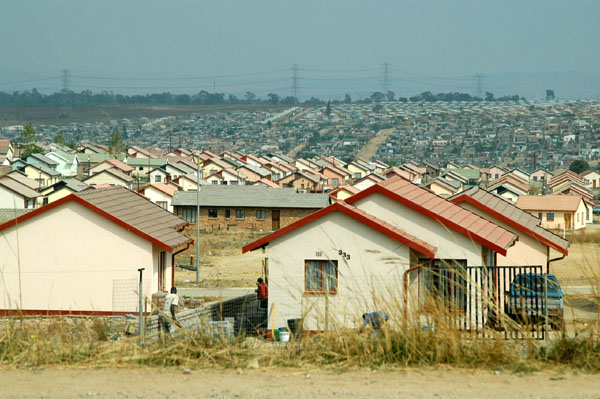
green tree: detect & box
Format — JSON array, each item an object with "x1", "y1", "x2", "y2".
[
  {"x1": 109, "y1": 128, "x2": 126, "y2": 155},
  {"x1": 569, "y1": 160, "x2": 589, "y2": 174},
  {"x1": 21, "y1": 123, "x2": 36, "y2": 144},
  {"x1": 55, "y1": 131, "x2": 65, "y2": 145},
  {"x1": 325, "y1": 101, "x2": 332, "y2": 116}
]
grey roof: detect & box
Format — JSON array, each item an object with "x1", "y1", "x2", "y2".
[
  {"x1": 0, "y1": 208, "x2": 32, "y2": 224},
  {"x1": 172, "y1": 185, "x2": 330, "y2": 209},
  {"x1": 62, "y1": 178, "x2": 90, "y2": 192},
  {"x1": 239, "y1": 163, "x2": 271, "y2": 178},
  {"x1": 27, "y1": 162, "x2": 61, "y2": 176},
  {"x1": 126, "y1": 157, "x2": 167, "y2": 167},
  {"x1": 27, "y1": 153, "x2": 58, "y2": 166},
  {"x1": 450, "y1": 186, "x2": 569, "y2": 253},
  {"x1": 76, "y1": 186, "x2": 191, "y2": 250},
  {"x1": 0, "y1": 178, "x2": 42, "y2": 199},
  {"x1": 77, "y1": 153, "x2": 126, "y2": 163},
  {"x1": 5, "y1": 171, "x2": 40, "y2": 190}
]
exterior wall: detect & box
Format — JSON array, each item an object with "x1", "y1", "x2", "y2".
[
  {"x1": 201, "y1": 162, "x2": 223, "y2": 178},
  {"x1": 347, "y1": 164, "x2": 365, "y2": 180},
  {"x1": 175, "y1": 206, "x2": 318, "y2": 231},
  {"x1": 0, "y1": 186, "x2": 29, "y2": 209},
  {"x1": 24, "y1": 166, "x2": 58, "y2": 189},
  {"x1": 488, "y1": 167, "x2": 505, "y2": 181},
  {"x1": 46, "y1": 187, "x2": 75, "y2": 204},
  {"x1": 583, "y1": 171, "x2": 600, "y2": 189},
  {"x1": 524, "y1": 202, "x2": 586, "y2": 231},
  {"x1": 428, "y1": 182, "x2": 455, "y2": 197},
  {"x1": 149, "y1": 169, "x2": 169, "y2": 184},
  {"x1": 354, "y1": 193, "x2": 484, "y2": 265},
  {"x1": 458, "y1": 203, "x2": 548, "y2": 267},
  {"x1": 89, "y1": 162, "x2": 115, "y2": 176},
  {"x1": 497, "y1": 190, "x2": 520, "y2": 203},
  {"x1": 238, "y1": 168, "x2": 262, "y2": 183},
  {"x1": 143, "y1": 187, "x2": 173, "y2": 213},
  {"x1": 85, "y1": 173, "x2": 131, "y2": 188},
  {"x1": 0, "y1": 201, "x2": 167, "y2": 313},
  {"x1": 321, "y1": 169, "x2": 345, "y2": 187},
  {"x1": 530, "y1": 170, "x2": 552, "y2": 184},
  {"x1": 267, "y1": 212, "x2": 412, "y2": 331},
  {"x1": 179, "y1": 178, "x2": 200, "y2": 191},
  {"x1": 352, "y1": 179, "x2": 378, "y2": 191}
]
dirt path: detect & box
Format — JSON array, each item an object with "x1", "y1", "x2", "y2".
[
  {"x1": 2, "y1": 368, "x2": 598, "y2": 398},
  {"x1": 287, "y1": 141, "x2": 307, "y2": 158},
  {"x1": 357, "y1": 128, "x2": 394, "y2": 160}
]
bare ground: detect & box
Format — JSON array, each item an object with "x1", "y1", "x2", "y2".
[
  {"x1": 357, "y1": 128, "x2": 394, "y2": 160},
  {"x1": 2, "y1": 368, "x2": 599, "y2": 399}
]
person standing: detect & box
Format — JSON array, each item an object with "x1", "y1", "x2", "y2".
[
  {"x1": 159, "y1": 287, "x2": 179, "y2": 337},
  {"x1": 256, "y1": 278, "x2": 268, "y2": 309}
]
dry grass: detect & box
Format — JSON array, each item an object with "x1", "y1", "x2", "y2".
[{"x1": 565, "y1": 229, "x2": 600, "y2": 244}]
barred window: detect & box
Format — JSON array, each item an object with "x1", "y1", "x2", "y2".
[{"x1": 305, "y1": 260, "x2": 337, "y2": 293}]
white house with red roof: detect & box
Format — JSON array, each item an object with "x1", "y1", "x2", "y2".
[
  {"x1": 0, "y1": 186, "x2": 191, "y2": 315},
  {"x1": 243, "y1": 177, "x2": 517, "y2": 333}
]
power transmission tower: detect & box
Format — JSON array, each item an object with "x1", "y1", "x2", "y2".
[
  {"x1": 61, "y1": 69, "x2": 71, "y2": 91},
  {"x1": 381, "y1": 62, "x2": 392, "y2": 93},
  {"x1": 291, "y1": 64, "x2": 299, "y2": 98},
  {"x1": 475, "y1": 73, "x2": 483, "y2": 98}
]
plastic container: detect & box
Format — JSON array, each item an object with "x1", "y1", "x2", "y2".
[{"x1": 279, "y1": 331, "x2": 290, "y2": 342}]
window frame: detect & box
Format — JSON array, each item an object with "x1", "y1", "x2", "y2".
[
  {"x1": 235, "y1": 209, "x2": 246, "y2": 219},
  {"x1": 256, "y1": 209, "x2": 266, "y2": 220},
  {"x1": 156, "y1": 201, "x2": 168, "y2": 209},
  {"x1": 546, "y1": 212, "x2": 555, "y2": 221},
  {"x1": 225, "y1": 209, "x2": 231, "y2": 219},
  {"x1": 419, "y1": 258, "x2": 467, "y2": 312},
  {"x1": 331, "y1": 177, "x2": 340, "y2": 186},
  {"x1": 208, "y1": 208, "x2": 218, "y2": 218},
  {"x1": 180, "y1": 208, "x2": 196, "y2": 223},
  {"x1": 304, "y1": 259, "x2": 338, "y2": 294}
]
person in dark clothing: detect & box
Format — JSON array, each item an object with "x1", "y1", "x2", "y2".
[{"x1": 256, "y1": 277, "x2": 268, "y2": 309}]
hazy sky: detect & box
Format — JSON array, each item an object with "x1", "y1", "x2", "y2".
[{"x1": 1, "y1": 0, "x2": 599, "y2": 98}]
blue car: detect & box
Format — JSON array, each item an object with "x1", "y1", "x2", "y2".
[{"x1": 504, "y1": 273, "x2": 564, "y2": 329}]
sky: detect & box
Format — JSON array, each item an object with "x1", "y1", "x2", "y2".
[{"x1": 1, "y1": 0, "x2": 599, "y2": 99}]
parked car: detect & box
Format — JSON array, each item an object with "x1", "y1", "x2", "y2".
[
  {"x1": 593, "y1": 205, "x2": 600, "y2": 215},
  {"x1": 504, "y1": 273, "x2": 564, "y2": 329}
]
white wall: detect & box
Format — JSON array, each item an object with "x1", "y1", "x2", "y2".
[
  {"x1": 268, "y1": 212, "x2": 412, "y2": 332},
  {"x1": 144, "y1": 187, "x2": 173, "y2": 213},
  {"x1": 0, "y1": 201, "x2": 169, "y2": 313},
  {"x1": 0, "y1": 185, "x2": 27, "y2": 209}
]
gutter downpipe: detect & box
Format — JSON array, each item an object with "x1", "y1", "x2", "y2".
[
  {"x1": 171, "y1": 241, "x2": 192, "y2": 289},
  {"x1": 403, "y1": 257, "x2": 434, "y2": 321},
  {"x1": 547, "y1": 253, "x2": 566, "y2": 274}
]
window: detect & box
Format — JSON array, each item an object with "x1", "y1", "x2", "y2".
[
  {"x1": 139, "y1": 167, "x2": 143, "y2": 171},
  {"x1": 420, "y1": 259, "x2": 467, "y2": 311},
  {"x1": 154, "y1": 175, "x2": 162, "y2": 182},
  {"x1": 538, "y1": 212, "x2": 542, "y2": 220},
  {"x1": 354, "y1": 172, "x2": 362, "y2": 180},
  {"x1": 156, "y1": 201, "x2": 168, "y2": 209},
  {"x1": 230, "y1": 181, "x2": 238, "y2": 185},
  {"x1": 212, "y1": 180, "x2": 218, "y2": 185},
  {"x1": 540, "y1": 176, "x2": 545, "y2": 181},
  {"x1": 331, "y1": 177, "x2": 339, "y2": 186},
  {"x1": 494, "y1": 174, "x2": 499, "y2": 179},
  {"x1": 235, "y1": 209, "x2": 245, "y2": 219},
  {"x1": 585, "y1": 179, "x2": 590, "y2": 185},
  {"x1": 546, "y1": 212, "x2": 554, "y2": 221},
  {"x1": 208, "y1": 208, "x2": 218, "y2": 218},
  {"x1": 256, "y1": 210, "x2": 266, "y2": 219},
  {"x1": 225, "y1": 209, "x2": 231, "y2": 218},
  {"x1": 210, "y1": 169, "x2": 217, "y2": 175},
  {"x1": 533, "y1": 176, "x2": 538, "y2": 181},
  {"x1": 180, "y1": 208, "x2": 196, "y2": 223},
  {"x1": 305, "y1": 260, "x2": 337, "y2": 293}
]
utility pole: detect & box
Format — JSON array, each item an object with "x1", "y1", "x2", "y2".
[
  {"x1": 475, "y1": 73, "x2": 483, "y2": 98},
  {"x1": 196, "y1": 158, "x2": 202, "y2": 285},
  {"x1": 137, "y1": 268, "x2": 145, "y2": 346},
  {"x1": 291, "y1": 64, "x2": 299, "y2": 98},
  {"x1": 61, "y1": 69, "x2": 71, "y2": 91},
  {"x1": 381, "y1": 62, "x2": 392, "y2": 93}
]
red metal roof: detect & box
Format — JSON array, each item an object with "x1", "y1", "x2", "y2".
[
  {"x1": 345, "y1": 177, "x2": 518, "y2": 256},
  {"x1": 242, "y1": 200, "x2": 437, "y2": 257}
]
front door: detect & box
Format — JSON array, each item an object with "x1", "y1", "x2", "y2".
[
  {"x1": 272, "y1": 210, "x2": 280, "y2": 230},
  {"x1": 565, "y1": 213, "x2": 572, "y2": 230},
  {"x1": 158, "y1": 251, "x2": 166, "y2": 291}
]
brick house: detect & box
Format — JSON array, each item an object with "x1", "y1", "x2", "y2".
[{"x1": 172, "y1": 185, "x2": 329, "y2": 231}]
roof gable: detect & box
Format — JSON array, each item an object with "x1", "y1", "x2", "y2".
[
  {"x1": 346, "y1": 177, "x2": 518, "y2": 256},
  {"x1": 243, "y1": 201, "x2": 436, "y2": 257}
]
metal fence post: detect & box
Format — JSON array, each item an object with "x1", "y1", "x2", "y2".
[
  {"x1": 544, "y1": 274, "x2": 549, "y2": 340},
  {"x1": 138, "y1": 267, "x2": 145, "y2": 346}
]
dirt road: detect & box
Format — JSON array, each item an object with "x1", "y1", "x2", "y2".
[
  {"x1": 2, "y1": 368, "x2": 598, "y2": 399},
  {"x1": 357, "y1": 128, "x2": 394, "y2": 160}
]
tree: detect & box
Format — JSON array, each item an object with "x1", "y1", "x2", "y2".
[
  {"x1": 21, "y1": 122, "x2": 36, "y2": 144},
  {"x1": 55, "y1": 131, "x2": 65, "y2": 145},
  {"x1": 109, "y1": 128, "x2": 125, "y2": 155},
  {"x1": 267, "y1": 93, "x2": 280, "y2": 104},
  {"x1": 386, "y1": 91, "x2": 395, "y2": 101},
  {"x1": 546, "y1": 90, "x2": 555, "y2": 101},
  {"x1": 344, "y1": 93, "x2": 352, "y2": 104},
  {"x1": 569, "y1": 160, "x2": 589, "y2": 174},
  {"x1": 244, "y1": 91, "x2": 256, "y2": 103},
  {"x1": 485, "y1": 91, "x2": 495, "y2": 101},
  {"x1": 325, "y1": 101, "x2": 332, "y2": 116},
  {"x1": 370, "y1": 91, "x2": 385, "y2": 103}
]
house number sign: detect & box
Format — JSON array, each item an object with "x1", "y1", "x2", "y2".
[{"x1": 338, "y1": 250, "x2": 351, "y2": 260}]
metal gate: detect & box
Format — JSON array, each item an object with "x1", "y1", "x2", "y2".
[{"x1": 423, "y1": 265, "x2": 548, "y2": 340}]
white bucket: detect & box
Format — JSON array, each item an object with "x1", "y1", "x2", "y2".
[{"x1": 279, "y1": 331, "x2": 290, "y2": 342}]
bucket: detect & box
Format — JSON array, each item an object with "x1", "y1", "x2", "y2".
[{"x1": 279, "y1": 331, "x2": 290, "y2": 342}]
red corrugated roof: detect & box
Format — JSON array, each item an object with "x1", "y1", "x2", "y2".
[
  {"x1": 242, "y1": 200, "x2": 437, "y2": 257},
  {"x1": 346, "y1": 177, "x2": 518, "y2": 256}
]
